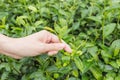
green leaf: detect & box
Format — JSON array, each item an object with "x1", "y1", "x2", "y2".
[
  {"x1": 82, "y1": 60, "x2": 94, "y2": 73},
  {"x1": 101, "y1": 50, "x2": 112, "y2": 58},
  {"x1": 1, "y1": 71, "x2": 9, "y2": 80},
  {"x1": 62, "y1": 56, "x2": 70, "y2": 66},
  {"x1": 54, "y1": 23, "x2": 68, "y2": 39},
  {"x1": 44, "y1": 26, "x2": 56, "y2": 34},
  {"x1": 1, "y1": 17, "x2": 6, "y2": 25},
  {"x1": 58, "y1": 66, "x2": 72, "y2": 74},
  {"x1": 59, "y1": 18, "x2": 67, "y2": 27},
  {"x1": 72, "y1": 70, "x2": 78, "y2": 77},
  {"x1": 72, "y1": 22, "x2": 80, "y2": 30},
  {"x1": 82, "y1": 74, "x2": 89, "y2": 80},
  {"x1": 109, "y1": 61, "x2": 119, "y2": 68},
  {"x1": 46, "y1": 65, "x2": 58, "y2": 73},
  {"x1": 21, "y1": 75, "x2": 29, "y2": 80},
  {"x1": 104, "y1": 72, "x2": 116, "y2": 80},
  {"x1": 29, "y1": 70, "x2": 46, "y2": 80},
  {"x1": 87, "y1": 16, "x2": 102, "y2": 24},
  {"x1": 0, "y1": 12, "x2": 8, "y2": 20},
  {"x1": 0, "y1": 63, "x2": 11, "y2": 72},
  {"x1": 54, "y1": 73, "x2": 59, "y2": 79},
  {"x1": 34, "y1": 20, "x2": 44, "y2": 27},
  {"x1": 104, "y1": 65, "x2": 113, "y2": 72},
  {"x1": 90, "y1": 66, "x2": 102, "y2": 80},
  {"x1": 87, "y1": 46, "x2": 98, "y2": 61},
  {"x1": 74, "y1": 56, "x2": 84, "y2": 73},
  {"x1": 116, "y1": 59, "x2": 120, "y2": 67},
  {"x1": 114, "y1": 48, "x2": 119, "y2": 56},
  {"x1": 16, "y1": 16, "x2": 28, "y2": 26},
  {"x1": 111, "y1": 39, "x2": 120, "y2": 49},
  {"x1": 117, "y1": 24, "x2": 120, "y2": 29},
  {"x1": 103, "y1": 23, "x2": 116, "y2": 38},
  {"x1": 101, "y1": 50, "x2": 112, "y2": 64},
  {"x1": 28, "y1": 5, "x2": 37, "y2": 12},
  {"x1": 68, "y1": 77, "x2": 80, "y2": 80}
]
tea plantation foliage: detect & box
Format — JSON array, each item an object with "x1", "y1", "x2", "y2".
[{"x1": 0, "y1": 0, "x2": 120, "y2": 80}]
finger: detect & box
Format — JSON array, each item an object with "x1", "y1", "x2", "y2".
[
  {"x1": 48, "y1": 51, "x2": 58, "y2": 56},
  {"x1": 0, "y1": 51, "x2": 22, "y2": 59},
  {"x1": 61, "y1": 40, "x2": 72, "y2": 53},
  {"x1": 50, "y1": 34, "x2": 60, "y2": 43},
  {"x1": 44, "y1": 43, "x2": 65, "y2": 52},
  {"x1": 33, "y1": 30, "x2": 60, "y2": 43}
]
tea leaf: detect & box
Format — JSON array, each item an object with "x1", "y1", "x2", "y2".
[
  {"x1": 90, "y1": 66, "x2": 102, "y2": 80},
  {"x1": 44, "y1": 27, "x2": 56, "y2": 34},
  {"x1": 111, "y1": 39, "x2": 120, "y2": 49},
  {"x1": 103, "y1": 23, "x2": 116, "y2": 38},
  {"x1": 74, "y1": 56, "x2": 84, "y2": 73},
  {"x1": 28, "y1": 5, "x2": 37, "y2": 12}
]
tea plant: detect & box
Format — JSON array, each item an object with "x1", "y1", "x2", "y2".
[{"x1": 0, "y1": 0, "x2": 120, "y2": 80}]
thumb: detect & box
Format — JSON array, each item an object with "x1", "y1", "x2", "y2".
[{"x1": 44, "y1": 43, "x2": 65, "y2": 52}]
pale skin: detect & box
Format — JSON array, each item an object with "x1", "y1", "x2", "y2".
[{"x1": 0, "y1": 30, "x2": 72, "y2": 59}]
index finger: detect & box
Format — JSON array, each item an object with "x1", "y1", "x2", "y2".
[
  {"x1": 61, "y1": 40, "x2": 72, "y2": 53},
  {"x1": 50, "y1": 33, "x2": 72, "y2": 53},
  {"x1": 50, "y1": 33, "x2": 61, "y2": 43}
]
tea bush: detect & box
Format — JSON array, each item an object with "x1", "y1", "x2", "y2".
[{"x1": 0, "y1": 0, "x2": 120, "y2": 80}]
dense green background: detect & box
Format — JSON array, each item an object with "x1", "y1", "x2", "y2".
[{"x1": 0, "y1": 0, "x2": 120, "y2": 80}]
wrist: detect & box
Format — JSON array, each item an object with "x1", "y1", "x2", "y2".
[{"x1": 0, "y1": 34, "x2": 13, "y2": 53}]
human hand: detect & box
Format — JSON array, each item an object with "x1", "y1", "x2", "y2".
[{"x1": 0, "y1": 30, "x2": 72, "y2": 59}]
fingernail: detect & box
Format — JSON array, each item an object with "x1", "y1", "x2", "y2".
[
  {"x1": 67, "y1": 47, "x2": 72, "y2": 53},
  {"x1": 65, "y1": 45, "x2": 72, "y2": 53}
]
